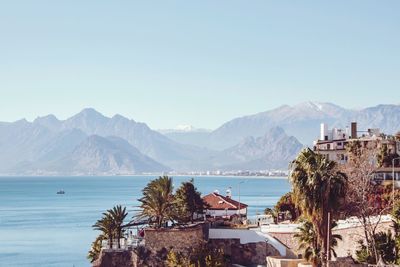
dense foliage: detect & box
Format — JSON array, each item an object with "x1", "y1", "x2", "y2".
[
  {"x1": 356, "y1": 231, "x2": 396, "y2": 264},
  {"x1": 356, "y1": 201, "x2": 400, "y2": 264},
  {"x1": 165, "y1": 243, "x2": 227, "y2": 267},
  {"x1": 136, "y1": 176, "x2": 208, "y2": 227},
  {"x1": 377, "y1": 144, "x2": 399, "y2": 168},
  {"x1": 294, "y1": 219, "x2": 342, "y2": 266},
  {"x1": 87, "y1": 234, "x2": 105, "y2": 263},
  {"x1": 273, "y1": 191, "x2": 300, "y2": 221}
]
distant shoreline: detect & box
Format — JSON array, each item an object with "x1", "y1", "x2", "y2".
[{"x1": 0, "y1": 174, "x2": 289, "y2": 179}]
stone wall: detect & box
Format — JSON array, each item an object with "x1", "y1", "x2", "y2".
[
  {"x1": 267, "y1": 256, "x2": 308, "y2": 267},
  {"x1": 333, "y1": 221, "x2": 392, "y2": 258},
  {"x1": 144, "y1": 223, "x2": 207, "y2": 254},
  {"x1": 268, "y1": 221, "x2": 394, "y2": 259},
  {"x1": 209, "y1": 238, "x2": 280, "y2": 265},
  {"x1": 268, "y1": 232, "x2": 301, "y2": 256}
]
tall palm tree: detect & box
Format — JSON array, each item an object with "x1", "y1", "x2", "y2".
[
  {"x1": 290, "y1": 148, "x2": 347, "y2": 266},
  {"x1": 108, "y1": 205, "x2": 128, "y2": 248},
  {"x1": 137, "y1": 176, "x2": 174, "y2": 228},
  {"x1": 93, "y1": 213, "x2": 115, "y2": 249}
]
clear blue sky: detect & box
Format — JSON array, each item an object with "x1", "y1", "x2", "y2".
[{"x1": 0, "y1": 1, "x2": 399, "y2": 129}]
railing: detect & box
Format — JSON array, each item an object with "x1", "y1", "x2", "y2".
[{"x1": 101, "y1": 237, "x2": 145, "y2": 250}]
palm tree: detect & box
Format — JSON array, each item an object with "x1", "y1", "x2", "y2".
[
  {"x1": 93, "y1": 213, "x2": 115, "y2": 249},
  {"x1": 137, "y1": 176, "x2": 174, "y2": 228},
  {"x1": 295, "y1": 219, "x2": 342, "y2": 266},
  {"x1": 290, "y1": 148, "x2": 347, "y2": 266},
  {"x1": 173, "y1": 179, "x2": 207, "y2": 224},
  {"x1": 108, "y1": 205, "x2": 128, "y2": 248},
  {"x1": 295, "y1": 220, "x2": 320, "y2": 266}
]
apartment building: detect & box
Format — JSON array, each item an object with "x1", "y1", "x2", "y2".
[{"x1": 313, "y1": 122, "x2": 400, "y2": 182}]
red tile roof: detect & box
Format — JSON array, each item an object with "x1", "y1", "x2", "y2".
[{"x1": 202, "y1": 192, "x2": 248, "y2": 210}]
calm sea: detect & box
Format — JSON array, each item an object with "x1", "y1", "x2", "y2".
[{"x1": 0, "y1": 176, "x2": 290, "y2": 267}]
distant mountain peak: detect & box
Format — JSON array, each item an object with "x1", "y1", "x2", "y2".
[
  {"x1": 158, "y1": 125, "x2": 211, "y2": 134},
  {"x1": 34, "y1": 114, "x2": 59, "y2": 121},
  {"x1": 76, "y1": 108, "x2": 105, "y2": 118},
  {"x1": 13, "y1": 118, "x2": 29, "y2": 125},
  {"x1": 34, "y1": 114, "x2": 59, "y2": 123},
  {"x1": 294, "y1": 101, "x2": 338, "y2": 111},
  {"x1": 33, "y1": 114, "x2": 62, "y2": 130},
  {"x1": 176, "y1": 124, "x2": 196, "y2": 132}
]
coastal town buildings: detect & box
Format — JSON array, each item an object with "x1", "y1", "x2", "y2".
[{"x1": 313, "y1": 122, "x2": 400, "y2": 182}]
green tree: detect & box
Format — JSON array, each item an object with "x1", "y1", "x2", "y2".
[
  {"x1": 295, "y1": 219, "x2": 342, "y2": 266},
  {"x1": 295, "y1": 220, "x2": 320, "y2": 266},
  {"x1": 173, "y1": 179, "x2": 207, "y2": 223},
  {"x1": 290, "y1": 148, "x2": 347, "y2": 267},
  {"x1": 93, "y1": 213, "x2": 115, "y2": 249},
  {"x1": 356, "y1": 231, "x2": 396, "y2": 264},
  {"x1": 137, "y1": 176, "x2": 174, "y2": 228},
  {"x1": 377, "y1": 144, "x2": 389, "y2": 167},
  {"x1": 165, "y1": 243, "x2": 227, "y2": 267},
  {"x1": 87, "y1": 234, "x2": 105, "y2": 263},
  {"x1": 392, "y1": 201, "x2": 400, "y2": 264},
  {"x1": 274, "y1": 191, "x2": 300, "y2": 221},
  {"x1": 166, "y1": 250, "x2": 192, "y2": 267},
  {"x1": 264, "y1": 207, "x2": 275, "y2": 216},
  {"x1": 108, "y1": 205, "x2": 128, "y2": 248}
]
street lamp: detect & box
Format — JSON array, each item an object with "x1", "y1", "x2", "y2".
[{"x1": 392, "y1": 157, "x2": 400, "y2": 212}]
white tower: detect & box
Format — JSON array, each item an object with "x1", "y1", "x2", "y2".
[{"x1": 320, "y1": 123, "x2": 328, "y2": 141}]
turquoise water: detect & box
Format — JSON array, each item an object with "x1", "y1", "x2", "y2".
[{"x1": 0, "y1": 176, "x2": 290, "y2": 267}]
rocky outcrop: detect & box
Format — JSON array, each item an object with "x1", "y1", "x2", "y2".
[{"x1": 93, "y1": 250, "x2": 137, "y2": 267}]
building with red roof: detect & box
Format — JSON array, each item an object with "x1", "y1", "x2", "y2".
[{"x1": 202, "y1": 192, "x2": 248, "y2": 219}]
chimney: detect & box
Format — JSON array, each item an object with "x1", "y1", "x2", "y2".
[
  {"x1": 226, "y1": 187, "x2": 232, "y2": 198},
  {"x1": 320, "y1": 123, "x2": 328, "y2": 141},
  {"x1": 351, "y1": 122, "x2": 357, "y2": 139}
]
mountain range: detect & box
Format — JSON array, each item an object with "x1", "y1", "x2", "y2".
[
  {"x1": 168, "y1": 102, "x2": 400, "y2": 149},
  {"x1": 0, "y1": 102, "x2": 399, "y2": 175}
]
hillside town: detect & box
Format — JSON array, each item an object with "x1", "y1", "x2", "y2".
[{"x1": 89, "y1": 122, "x2": 400, "y2": 267}]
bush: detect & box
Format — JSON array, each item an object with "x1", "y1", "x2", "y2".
[
  {"x1": 356, "y1": 231, "x2": 396, "y2": 264},
  {"x1": 273, "y1": 192, "x2": 300, "y2": 221},
  {"x1": 165, "y1": 243, "x2": 228, "y2": 267}
]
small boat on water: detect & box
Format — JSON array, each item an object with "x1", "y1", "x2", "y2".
[{"x1": 57, "y1": 190, "x2": 65, "y2": 195}]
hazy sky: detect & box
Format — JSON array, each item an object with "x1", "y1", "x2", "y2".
[{"x1": 1, "y1": 1, "x2": 399, "y2": 129}]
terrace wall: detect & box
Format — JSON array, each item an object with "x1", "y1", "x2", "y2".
[{"x1": 144, "y1": 223, "x2": 208, "y2": 253}]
